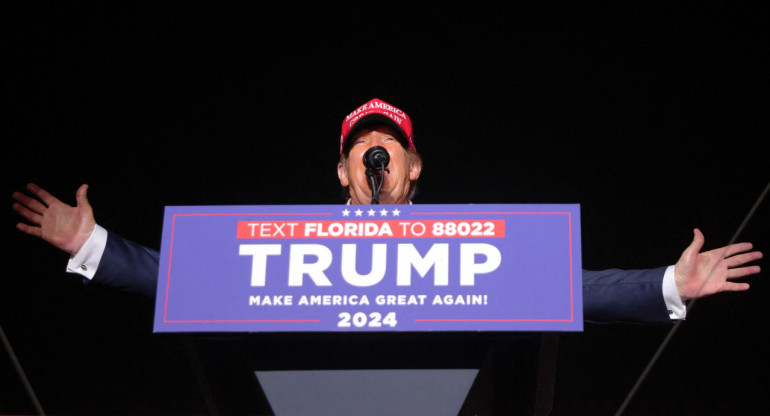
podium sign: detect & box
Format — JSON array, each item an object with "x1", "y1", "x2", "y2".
[{"x1": 153, "y1": 204, "x2": 583, "y2": 332}]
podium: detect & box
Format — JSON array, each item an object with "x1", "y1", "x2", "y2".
[{"x1": 159, "y1": 204, "x2": 579, "y2": 414}]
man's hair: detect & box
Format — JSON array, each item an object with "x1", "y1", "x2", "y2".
[{"x1": 339, "y1": 147, "x2": 422, "y2": 202}]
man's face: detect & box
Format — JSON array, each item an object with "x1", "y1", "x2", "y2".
[{"x1": 337, "y1": 125, "x2": 421, "y2": 205}]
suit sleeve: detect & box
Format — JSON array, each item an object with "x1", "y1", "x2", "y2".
[
  {"x1": 582, "y1": 267, "x2": 671, "y2": 324},
  {"x1": 90, "y1": 232, "x2": 160, "y2": 297}
]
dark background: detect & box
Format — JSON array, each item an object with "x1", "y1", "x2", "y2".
[{"x1": 2, "y1": 2, "x2": 768, "y2": 415}]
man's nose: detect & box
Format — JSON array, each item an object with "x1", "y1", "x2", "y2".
[{"x1": 368, "y1": 136, "x2": 382, "y2": 147}]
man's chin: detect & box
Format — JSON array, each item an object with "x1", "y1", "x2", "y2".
[
  {"x1": 349, "y1": 184, "x2": 407, "y2": 205},
  {"x1": 378, "y1": 192, "x2": 409, "y2": 205}
]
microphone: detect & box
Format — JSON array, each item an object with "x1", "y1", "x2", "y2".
[
  {"x1": 363, "y1": 146, "x2": 389, "y2": 204},
  {"x1": 363, "y1": 146, "x2": 390, "y2": 169}
]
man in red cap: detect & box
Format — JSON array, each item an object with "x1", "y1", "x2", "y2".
[
  {"x1": 12, "y1": 98, "x2": 763, "y2": 322},
  {"x1": 337, "y1": 98, "x2": 422, "y2": 205}
]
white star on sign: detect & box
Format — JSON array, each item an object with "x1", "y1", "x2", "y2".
[
  {"x1": 342, "y1": 209, "x2": 350, "y2": 216},
  {"x1": 355, "y1": 209, "x2": 363, "y2": 217},
  {"x1": 392, "y1": 209, "x2": 400, "y2": 216},
  {"x1": 368, "y1": 209, "x2": 376, "y2": 216},
  {"x1": 380, "y1": 209, "x2": 388, "y2": 216}
]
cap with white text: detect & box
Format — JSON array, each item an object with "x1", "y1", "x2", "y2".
[{"x1": 340, "y1": 98, "x2": 415, "y2": 155}]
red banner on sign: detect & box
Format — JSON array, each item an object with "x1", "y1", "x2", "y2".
[{"x1": 236, "y1": 220, "x2": 505, "y2": 239}]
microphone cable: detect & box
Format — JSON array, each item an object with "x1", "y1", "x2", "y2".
[{"x1": 1, "y1": 324, "x2": 46, "y2": 415}]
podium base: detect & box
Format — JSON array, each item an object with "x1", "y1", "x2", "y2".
[{"x1": 256, "y1": 369, "x2": 478, "y2": 416}]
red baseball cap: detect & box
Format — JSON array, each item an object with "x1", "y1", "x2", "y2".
[{"x1": 339, "y1": 98, "x2": 415, "y2": 155}]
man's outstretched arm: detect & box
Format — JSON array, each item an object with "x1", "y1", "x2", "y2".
[
  {"x1": 583, "y1": 229, "x2": 762, "y2": 324},
  {"x1": 13, "y1": 183, "x2": 160, "y2": 296}
]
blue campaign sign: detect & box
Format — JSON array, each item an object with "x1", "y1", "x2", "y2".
[{"x1": 153, "y1": 204, "x2": 583, "y2": 333}]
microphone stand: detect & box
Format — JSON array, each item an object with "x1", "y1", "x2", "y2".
[{"x1": 366, "y1": 163, "x2": 385, "y2": 204}]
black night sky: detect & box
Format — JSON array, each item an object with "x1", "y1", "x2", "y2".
[{"x1": 2, "y1": 2, "x2": 768, "y2": 415}]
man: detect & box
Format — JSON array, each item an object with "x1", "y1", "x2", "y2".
[{"x1": 12, "y1": 98, "x2": 763, "y2": 323}]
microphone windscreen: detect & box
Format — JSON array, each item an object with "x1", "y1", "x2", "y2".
[{"x1": 363, "y1": 146, "x2": 390, "y2": 169}]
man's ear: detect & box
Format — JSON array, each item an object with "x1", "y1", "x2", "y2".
[
  {"x1": 337, "y1": 159, "x2": 350, "y2": 187},
  {"x1": 409, "y1": 156, "x2": 422, "y2": 181}
]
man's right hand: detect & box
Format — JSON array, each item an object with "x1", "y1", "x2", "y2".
[{"x1": 12, "y1": 183, "x2": 96, "y2": 255}]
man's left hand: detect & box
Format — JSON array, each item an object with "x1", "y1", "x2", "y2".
[{"x1": 675, "y1": 228, "x2": 763, "y2": 300}]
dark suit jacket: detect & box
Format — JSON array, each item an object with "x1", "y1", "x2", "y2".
[{"x1": 91, "y1": 232, "x2": 672, "y2": 324}]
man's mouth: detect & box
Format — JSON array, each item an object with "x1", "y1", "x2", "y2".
[
  {"x1": 368, "y1": 168, "x2": 390, "y2": 191},
  {"x1": 369, "y1": 167, "x2": 390, "y2": 176},
  {"x1": 374, "y1": 168, "x2": 390, "y2": 180}
]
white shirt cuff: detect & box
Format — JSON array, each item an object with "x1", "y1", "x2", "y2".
[
  {"x1": 663, "y1": 265, "x2": 686, "y2": 320},
  {"x1": 66, "y1": 224, "x2": 108, "y2": 280}
]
